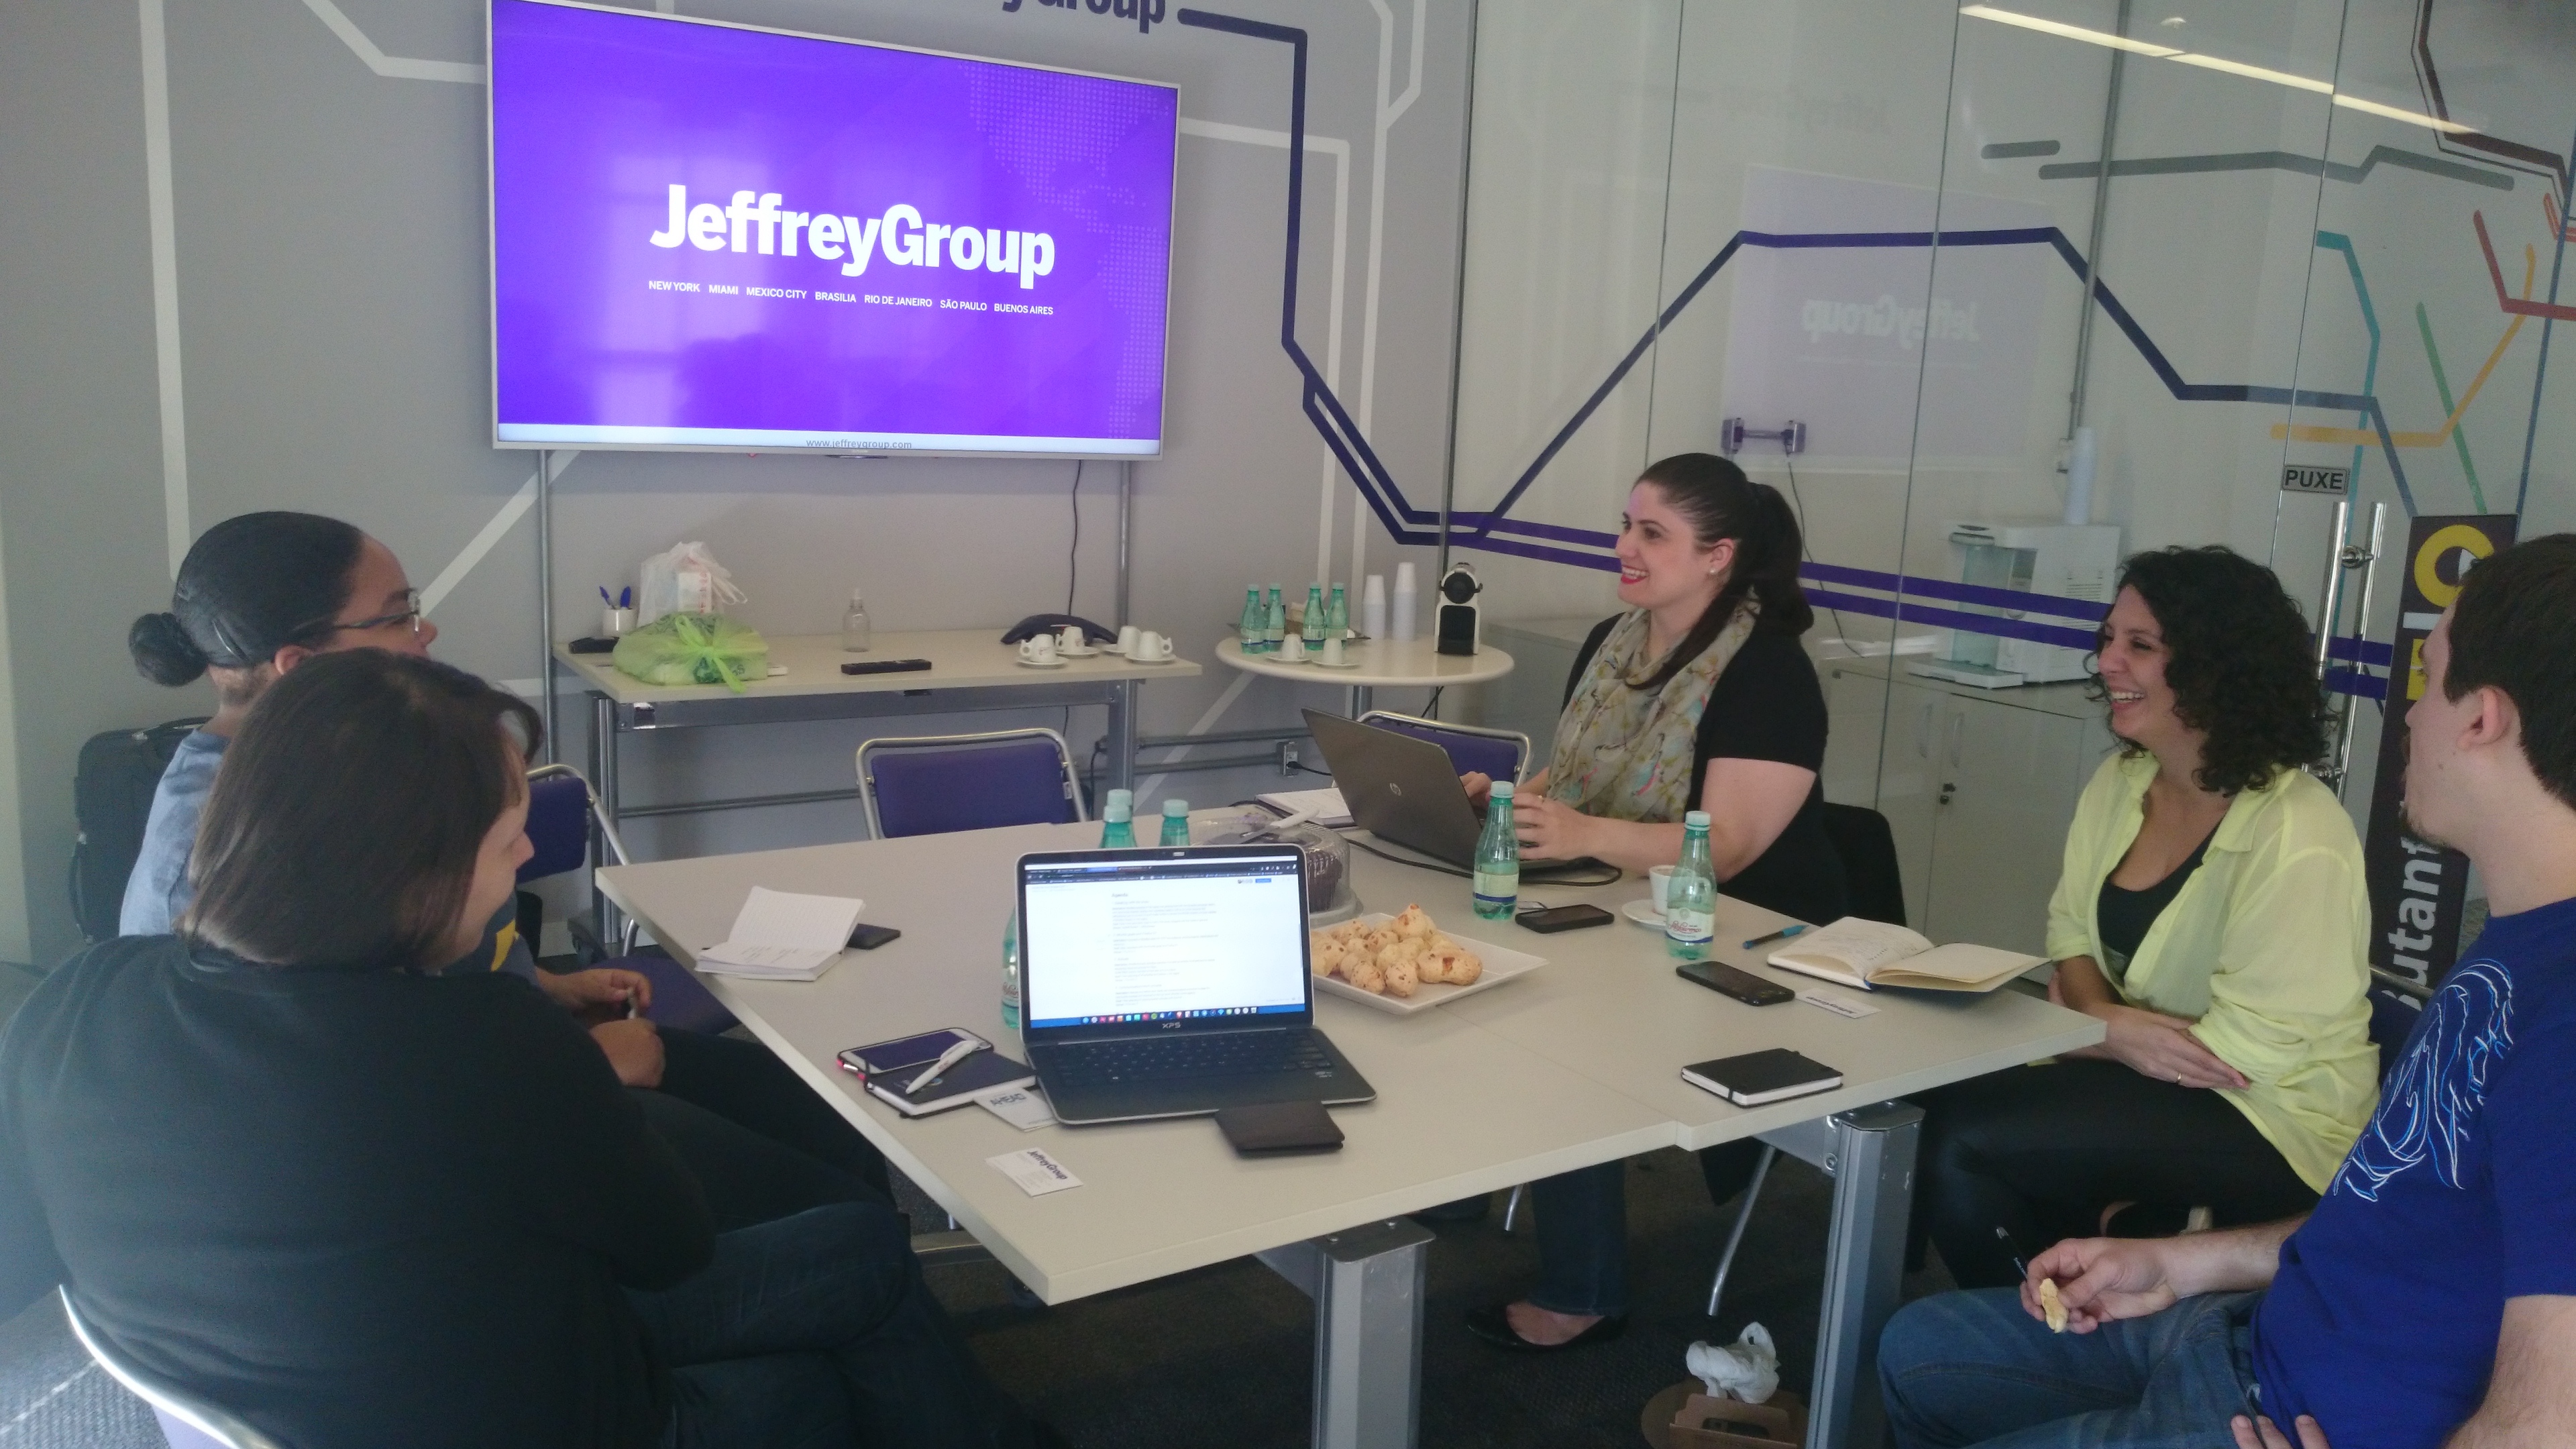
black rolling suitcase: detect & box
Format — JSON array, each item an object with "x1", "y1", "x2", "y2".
[{"x1": 69, "y1": 717, "x2": 209, "y2": 945}]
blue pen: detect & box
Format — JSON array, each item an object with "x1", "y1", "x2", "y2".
[
  {"x1": 619, "y1": 586, "x2": 631, "y2": 609},
  {"x1": 599, "y1": 586, "x2": 615, "y2": 608},
  {"x1": 1742, "y1": 923, "x2": 1809, "y2": 949}
]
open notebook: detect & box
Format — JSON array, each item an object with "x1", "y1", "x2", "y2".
[{"x1": 1765, "y1": 918, "x2": 2043, "y2": 994}]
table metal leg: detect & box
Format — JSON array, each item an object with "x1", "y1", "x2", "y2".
[
  {"x1": 1106, "y1": 678, "x2": 1140, "y2": 793},
  {"x1": 590, "y1": 694, "x2": 622, "y2": 950},
  {"x1": 1256, "y1": 1218, "x2": 1434, "y2": 1449},
  {"x1": 1347, "y1": 684, "x2": 1373, "y2": 718},
  {"x1": 1805, "y1": 1101, "x2": 1923, "y2": 1449}
]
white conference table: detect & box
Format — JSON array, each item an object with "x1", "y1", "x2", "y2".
[
  {"x1": 599, "y1": 822, "x2": 2099, "y2": 1449},
  {"x1": 1214, "y1": 635, "x2": 1513, "y2": 717}
]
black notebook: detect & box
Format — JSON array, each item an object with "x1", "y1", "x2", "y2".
[
  {"x1": 1681, "y1": 1049, "x2": 1842, "y2": 1106},
  {"x1": 865, "y1": 1049, "x2": 1038, "y2": 1118}
]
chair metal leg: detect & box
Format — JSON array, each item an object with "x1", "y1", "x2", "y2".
[
  {"x1": 1705, "y1": 1144, "x2": 1778, "y2": 1318},
  {"x1": 1501, "y1": 1183, "x2": 1524, "y2": 1234}
]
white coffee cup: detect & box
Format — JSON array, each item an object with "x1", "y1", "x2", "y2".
[
  {"x1": 1116, "y1": 624, "x2": 1141, "y2": 655},
  {"x1": 1135, "y1": 631, "x2": 1170, "y2": 661},
  {"x1": 1649, "y1": 865, "x2": 1675, "y2": 914},
  {"x1": 1018, "y1": 635, "x2": 1058, "y2": 664},
  {"x1": 1321, "y1": 636, "x2": 1347, "y2": 666},
  {"x1": 1057, "y1": 625, "x2": 1086, "y2": 653},
  {"x1": 1281, "y1": 633, "x2": 1306, "y2": 663},
  {"x1": 602, "y1": 606, "x2": 635, "y2": 637}
]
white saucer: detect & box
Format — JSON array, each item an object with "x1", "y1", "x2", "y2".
[
  {"x1": 1057, "y1": 645, "x2": 1101, "y2": 657},
  {"x1": 1311, "y1": 657, "x2": 1363, "y2": 669},
  {"x1": 1015, "y1": 657, "x2": 1070, "y2": 669},
  {"x1": 1622, "y1": 899, "x2": 1667, "y2": 928},
  {"x1": 1126, "y1": 653, "x2": 1179, "y2": 665}
]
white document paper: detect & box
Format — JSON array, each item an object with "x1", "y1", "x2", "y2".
[
  {"x1": 989, "y1": 1147, "x2": 1082, "y2": 1197},
  {"x1": 1798, "y1": 989, "x2": 1880, "y2": 1020},
  {"x1": 697, "y1": 887, "x2": 865, "y2": 981},
  {"x1": 977, "y1": 1085, "x2": 1059, "y2": 1132}
]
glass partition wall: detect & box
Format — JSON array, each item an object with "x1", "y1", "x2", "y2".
[{"x1": 1452, "y1": 0, "x2": 2576, "y2": 954}]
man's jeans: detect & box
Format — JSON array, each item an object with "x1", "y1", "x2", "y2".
[
  {"x1": 627, "y1": 1203, "x2": 1033, "y2": 1449},
  {"x1": 1879, "y1": 1288, "x2": 2262, "y2": 1449}
]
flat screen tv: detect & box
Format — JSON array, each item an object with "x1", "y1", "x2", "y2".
[{"x1": 487, "y1": 0, "x2": 1178, "y2": 458}]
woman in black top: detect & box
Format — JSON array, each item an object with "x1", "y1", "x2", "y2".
[
  {"x1": 0, "y1": 653, "x2": 1040, "y2": 1449},
  {"x1": 1465, "y1": 453, "x2": 1849, "y2": 1352}
]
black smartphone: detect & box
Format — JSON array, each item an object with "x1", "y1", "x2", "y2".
[
  {"x1": 837, "y1": 1028, "x2": 987, "y2": 1077},
  {"x1": 841, "y1": 658, "x2": 932, "y2": 676},
  {"x1": 1517, "y1": 903, "x2": 1615, "y2": 934},
  {"x1": 847, "y1": 922, "x2": 902, "y2": 950},
  {"x1": 1676, "y1": 959, "x2": 1794, "y2": 1006}
]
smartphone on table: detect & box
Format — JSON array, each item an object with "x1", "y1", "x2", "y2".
[
  {"x1": 1676, "y1": 959, "x2": 1794, "y2": 1006},
  {"x1": 837, "y1": 1028, "x2": 990, "y2": 1078}
]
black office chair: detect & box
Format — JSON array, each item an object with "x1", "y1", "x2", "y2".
[{"x1": 1820, "y1": 802, "x2": 1906, "y2": 928}]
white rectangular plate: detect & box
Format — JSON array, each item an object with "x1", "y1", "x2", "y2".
[{"x1": 1312, "y1": 914, "x2": 1548, "y2": 1015}]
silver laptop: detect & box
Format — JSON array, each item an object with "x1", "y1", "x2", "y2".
[
  {"x1": 1302, "y1": 709, "x2": 1606, "y2": 881},
  {"x1": 1016, "y1": 845, "x2": 1376, "y2": 1125}
]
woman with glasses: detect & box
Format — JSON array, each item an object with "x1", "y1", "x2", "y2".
[
  {"x1": 3, "y1": 652, "x2": 1049, "y2": 1448},
  {"x1": 122, "y1": 510, "x2": 892, "y2": 1232},
  {"x1": 1909, "y1": 546, "x2": 2379, "y2": 1288}
]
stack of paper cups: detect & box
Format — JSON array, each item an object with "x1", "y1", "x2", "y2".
[
  {"x1": 1361, "y1": 574, "x2": 1388, "y2": 639},
  {"x1": 1391, "y1": 563, "x2": 1419, "y2": 642}
]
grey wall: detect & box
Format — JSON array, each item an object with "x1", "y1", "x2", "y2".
[{"x1": 0, "y1": 0, "x2": 1474, "y2": 965}]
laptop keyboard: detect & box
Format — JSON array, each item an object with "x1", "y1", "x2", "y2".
[{"x1": 1042, "y1": 1030, "x2": 1335, "y2": 1087}]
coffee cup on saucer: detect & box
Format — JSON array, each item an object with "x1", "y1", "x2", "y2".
[
  {"x1": 1280, "y1": 633, "x2": 1306, "y2": 663},
  {"x1": 1018, "y1": 635, "x2": 1059, "y2": 665},
  {"x1": 1320, "y1": 636, "x2": 1347, "y2": 666},
  {"x1": 1648, "y1": 865, "x2": 1674, "y2": 914},
  {"x1": 1114, "y1": 624, "x2": 1141, "y2": 655},
  {"x1": 1057, "y1": 625, "x2": 1089, "y2": 655},
  {"x1": 1133, "y1": 631, "x2": 1171, "y2": 662}
]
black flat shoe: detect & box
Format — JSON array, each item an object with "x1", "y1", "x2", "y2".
[{"x1": 1463, "y1": 1302, "x2": 1628, "y2": 1352}]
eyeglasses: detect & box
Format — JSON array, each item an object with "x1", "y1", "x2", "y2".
[{"x1": 332, "y1": 590, "x2": 424, "y2": 637}]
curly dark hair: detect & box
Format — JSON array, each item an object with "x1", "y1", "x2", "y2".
[{"x1": 2091, "y1": 545, "x2": 2330, "y2": 795}]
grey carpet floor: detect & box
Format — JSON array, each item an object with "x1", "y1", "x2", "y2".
[{"x1": 1, "y1": 1146, "x2": 1944, "y2": 1448}]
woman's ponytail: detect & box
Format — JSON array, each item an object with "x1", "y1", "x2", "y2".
[
  {"x1": 1625, "y1": 453, "x2": 1814, "y2": 691},
  {"x1": 128, "y1": 611, "x2": 211, "y2": 686}
]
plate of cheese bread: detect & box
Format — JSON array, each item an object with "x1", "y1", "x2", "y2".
[{"x1": 1308, "y1": 904, "x2": 1546, "y2": 1014}]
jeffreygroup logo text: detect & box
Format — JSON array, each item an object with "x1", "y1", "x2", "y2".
[{"x1": 649, "y1": 184, "x2": 1057, "y2": 288}]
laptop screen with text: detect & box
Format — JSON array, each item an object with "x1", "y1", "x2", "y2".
[{"x1": 1020, "y1": 851, "x2": 1309, "y2": 1030}]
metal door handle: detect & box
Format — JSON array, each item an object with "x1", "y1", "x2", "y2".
[
  {"x1": 1915, "y1": 701, "x2": 1934, "y2": 758},
  {"x1": 1946, "y1": 713, "x2": 1966, "y2": 767}
]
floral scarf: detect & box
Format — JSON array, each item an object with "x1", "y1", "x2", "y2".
[{"x1": 1545, "y1": 602, "x2": 1758, "y2": 823}]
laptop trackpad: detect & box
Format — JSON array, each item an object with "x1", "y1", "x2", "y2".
[{"x1": 1216, "y1": 1099, "x2": 1345, "y2": 1156}]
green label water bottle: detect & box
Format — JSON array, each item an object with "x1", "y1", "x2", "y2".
[
  {"x1": 1099, "y1": 788, "x2": 1136, "y2": 848},
  {"x1": 1665, "y1": 810, "x2": 1718, "y2": 960},
  {"x1": 1327, "y1": 583, "x2": 1349, "y2": 639},
  {"x1": 1473, "y1": 780, "x2": 1520, "y2": 920},
  {"x1": 1238, "y1": 588, "x2": 1265, "y2": 654},
  {"x1": 1301, "y1": 584, "x2": 1328, "y2": 644},
  {"x1": 1001, "y1": 908, "x2": 1021, "y2": 1031},
  {"x1": 1264, "y1": 588, "x2": 1285, "y2": 653},
  {"x1": 1159, "y1": 798, "x2": 1192, "y2": 847}
]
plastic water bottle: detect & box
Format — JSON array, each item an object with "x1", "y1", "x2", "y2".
[
  {"x1": 1473, "y1": 780, "x2": 1520, "y2": 920},
  {"x1": 1238, "y1": 588, "x2": 1265, "y2": 654},
  {"x1": 1666, "y1": 810, "x2": 1719, "y2": 961},
  {"x1": 1159, "y1": 798, "x2": 1192, "y2": 847},
  {"x1": 1264, "y1": 588, "x2": 1286, "y2": 653},
  {"x1": 1000, "y1": 909, "x2": 1021, "y2": 1031},
  {"x1": 1327, "y1": 583, "x2": 1350, "y2": 640},
  {"x1": 1099, "y1": 788, "x2": 1137, "y2": 848},
  {"x1": 1301, "y1": 585, "x2": 1328, "y2": 646},
  {"x1": 841, "y1": 592, "x2": 871, "y2": 652}
]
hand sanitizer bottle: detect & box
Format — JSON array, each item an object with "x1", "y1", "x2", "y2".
[{"x1": 841, "y1": 592, "x2": 871, "y2": 652}]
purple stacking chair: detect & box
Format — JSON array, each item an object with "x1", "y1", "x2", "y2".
[
  {"x1": 1356, "y1": 709, "x2": 1532, "y2": 785},
  {"x1": 857, "y1": 728, "x2": 1088, "y2": 839},
  {"x1": 521, "y1": 765, "x2": 739, "y2": 1036},
  {"x1": 61, "y1": 1287, "x2": 280, "y2": 1449}
]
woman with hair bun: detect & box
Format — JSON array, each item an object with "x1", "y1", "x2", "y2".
[
  {"x1": 1910, "y1": 545, "x2": 2377, "y2": 1289},
  {"x1": 121, "y1": 512, "x2": 433, "y2": 935},
  {"x1": 1464, "y1": 453, "x2": 1850, "y2": 1352}
]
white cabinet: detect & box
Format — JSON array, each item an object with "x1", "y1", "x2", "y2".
[{"x1": 1826, "y1": 665, "x2": 2114, "y2": 957}]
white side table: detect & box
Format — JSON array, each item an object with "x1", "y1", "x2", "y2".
[{"x1": 1212, "y1": 635, "x2": 1514, "y2": 717}]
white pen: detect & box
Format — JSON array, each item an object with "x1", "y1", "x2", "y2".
[{"x1": 906, "y1": 1038, "x2": 981, "y2": 1096}]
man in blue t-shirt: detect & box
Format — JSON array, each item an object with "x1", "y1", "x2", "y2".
[{"x1": 1877, "y1": 534, "x2": 2576, "y2": 1449}]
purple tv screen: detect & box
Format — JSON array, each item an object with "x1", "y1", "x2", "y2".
[{"x1": 488, "y1": 0, "x2": 1177, "y2": 456}]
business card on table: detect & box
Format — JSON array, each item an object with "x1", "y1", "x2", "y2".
[
  {"x1": 1799, "y1": 989, "x2": 1880, "y2": 1020},
  {"x1": 977, "y1": 1085, "x2": 1058, "y2": 1132},
  {"x1": 989, "y1": 1148, "x2": 1082, "y2": 1197}
]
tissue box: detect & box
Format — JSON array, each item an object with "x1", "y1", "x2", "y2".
[{"x1": 1639, "y1": 1385, "x2": 1806, "y2": 1449}]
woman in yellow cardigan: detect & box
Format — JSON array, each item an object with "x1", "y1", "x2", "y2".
[{"x1": 1914, "y1": 545, "x2": 2379, "y2": 1288}]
